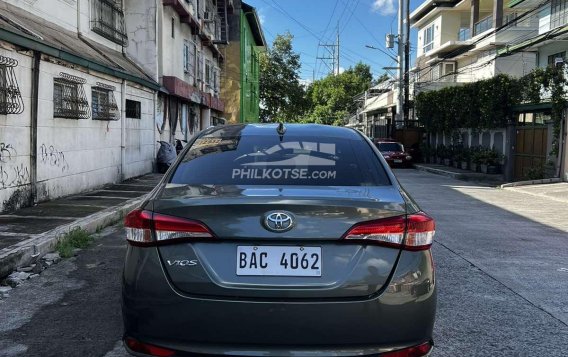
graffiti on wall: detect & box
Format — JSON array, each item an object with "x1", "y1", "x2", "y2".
[
  {"x1": 0, "y1": 143, "x2": 17, "y2": 163},
  {"x1": 39, "y1": 144, "x2": 70, "y2": 172},
  {"x1": 0, "y1": 142, "x2": 30, "y2": 189}
]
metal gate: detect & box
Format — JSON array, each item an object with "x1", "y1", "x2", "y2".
[{"x1": 514, "y1": 126, "x2": 548, "y2": 180}]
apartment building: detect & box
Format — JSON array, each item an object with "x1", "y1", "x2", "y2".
[
  {"x1": 0, "y1": 0, "x2": 159, "y2": 213},
  {"x1": 125, "y1": 0, "x2": 229, "y2": 144},
  {"x1": 221, "y1": 1, "x2": 266, "y2": 124},
  {"x1": 410, "y1": 0, "x2": 539, "y2": 92}
]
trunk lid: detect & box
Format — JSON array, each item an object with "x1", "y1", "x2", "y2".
[{"x1": 154, "y1": 184, "x2": 407, "y2": 299}]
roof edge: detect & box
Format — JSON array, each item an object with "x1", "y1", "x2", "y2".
[
  {"x1": 242, "y1": 2, "x2": 267, "y2": 47},
  {"x1": 0, "y1": 28, "x2": 160, "y2": 90}
]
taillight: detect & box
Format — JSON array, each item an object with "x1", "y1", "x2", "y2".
[
  {"x1": 343, "y1": 212, "x2": 435, "y2": 251},
  {"x1": 124, "y1": 337, "x2": 175, "y2": 357},
  {"x1": 124, "y1": 209, "x2": 214, "y2": 246},
  {"x1": 381, "y1": 341, "x2": 433, "y2": 357}
]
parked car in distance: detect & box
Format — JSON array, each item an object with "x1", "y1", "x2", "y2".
[
  {"x1": 374, "y1": 139, "x2": 413, "y2": 167},
  {"x1": 122, "y1": 124, "x2": 436, "y2": 357}
]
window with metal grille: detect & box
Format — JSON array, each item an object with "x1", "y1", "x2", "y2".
[
  {"x1": 91, "y1": 0, "x2": 128, "y2": 46},
  {"x1": 0, "y1": 55, "x2": 24, "y2": 115},
  {"x1": 53, "y1": 73, "x2": 90, "y2": 119},
  {"x1": 126, "y1": 99, "x2": 141, "y2": 119},
  {"x1": 551, "y1": 0, "x2": 568, "y2": 29},
  {"x1": 92, "y1": 83, "x2": 119, "y2": 120}
]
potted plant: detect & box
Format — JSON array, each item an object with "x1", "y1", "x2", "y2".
[
  {"x1": 459, "y1": 147, "x2": 470, "y2": 170},
  {"x1": 479, "y1": 148, "x2": 503, "y2": 174},
  {"x1": 470, "y1": 146, "x2": 482, "y2": 172},
  {"x1": 452, "y1": 147, "x2": 464, "y2": 169},
  {"x1": 442, "y1": 145, "x2": 453, "y2": 166}
]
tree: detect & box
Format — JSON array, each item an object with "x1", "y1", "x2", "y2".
[
  {"x1": 259, "y1": 33, "x2": 307, "y2": 122},
  {"x1": 303, "y1": 62, "x2": 373, "y2": 125}
]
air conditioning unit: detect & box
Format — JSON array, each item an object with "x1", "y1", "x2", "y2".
[{"x1": 202, "y1": 12, "x2": 214, "y2": 22}]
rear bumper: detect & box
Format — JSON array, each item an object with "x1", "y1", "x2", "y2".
[{"x1": 122, "y1": 247, "x2": 436, "y2": 356}]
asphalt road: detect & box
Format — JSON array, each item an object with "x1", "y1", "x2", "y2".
[{"x1": 0, "y1": 168, "x2": 567, "y2": 357}]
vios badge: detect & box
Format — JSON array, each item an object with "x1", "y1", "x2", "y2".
[{"x1": 263, "y1": 211, "x2": 295, "y2": 232}]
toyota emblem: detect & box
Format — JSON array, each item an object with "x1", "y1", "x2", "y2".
[{"x1": 263, "y1": 211, "x2": 295, "y2": 232}]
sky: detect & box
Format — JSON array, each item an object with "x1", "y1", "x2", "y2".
[{"x1": 244, "y1": 0, "x2": 422, "y2": 83}]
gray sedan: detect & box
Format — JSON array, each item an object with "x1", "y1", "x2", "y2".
[{"x1": 122, "y1": 124, "x2": 436, "y2": 357}]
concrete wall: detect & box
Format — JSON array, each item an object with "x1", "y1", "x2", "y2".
[
  {"x1": 221, "y1": 41, "x2": 242, "y2": 124},
  {"x1": 0, "y1": 45, "x2": 155, "y2": 213},
  {"x1": 3, "y1": 0, "x2": 78, "y2": 32},
  {"x1": 125, "y1": 0, "x2": 159, "y2": 80},
  {"x1": 0, "y1": 46, "x2": 33, "y2": 212},
  {"x1": 6, "y1": 0, "x2": 125, "y2": 52}
]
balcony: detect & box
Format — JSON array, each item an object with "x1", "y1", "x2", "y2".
[
  {"x1": 474, "y1": 15, "x2": 493, "y2": 36},
  {"x1": 91, "y1": 0, "x2": 128, "y2": 46}
]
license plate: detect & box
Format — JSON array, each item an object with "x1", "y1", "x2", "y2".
[
  {"x1": 394, "y1": 159, "x2": 403, "y2": 163},
  {"x1": 237, "y1": 246, "x2": 322, "y2": 277}
]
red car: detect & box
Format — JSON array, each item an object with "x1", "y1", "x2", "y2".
[{"x1": 374, "y1": 140, "x2": 413, "y2": 167}]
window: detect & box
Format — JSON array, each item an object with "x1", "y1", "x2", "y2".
[
  {"x1": 53, "y1": 73, "x2": 90, "y2": 119},
  {"x1": 171, "y1": 17, "x2": 175, "y2": 38},
  {"x1": 126, "y1": 99, "x2": 141, "y2": 119},
  {"x1": 548, "y1": 51, "x2": 566, "y2": 66},
  {"x1": 92, "y1": 83, "x2": 118, "y2": 120},
  {"x1": 196, "y1": 51, "x2": 203, "y2": 83},
  {"x1": 551, "y1": 0, "x2": 568, "y2": 29},
  {"x1": 205, "y1": 59, "x2": 212, "y2": 87},
  {"x1": 213, "y1": 67, "x2": 220, "y2": 94},
  {"x1": 423, "y1": 24, "x2": 434, "y2": 53},
  {"x1": 0, "y1": 55, "x2": 24, "y2": 115},
  {"x1": 91, "y1": 0, "x2": 127, "y2": 46},
  {"x1": 183, "y1": 41, "x2": 197, "y2": 83},
  {"x1": 169, "y1": 131, "x2": 390, "y2": 187},
  {"x1": 183, "y1": 41, "x2": 190, "y2": 73}
]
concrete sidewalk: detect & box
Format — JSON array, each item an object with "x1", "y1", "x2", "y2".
[
  {"x1": 502, "y1": 182, "x2": 568, "y2": 204},
  {"x1": 0, "y1": 173, "x2": 163, "y2": 278}
]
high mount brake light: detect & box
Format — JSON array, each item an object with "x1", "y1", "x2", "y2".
[
  {"x1": 124, "y1": 209, "x2": 214, "y2": 246},
  {"x1": 343, "y1": 213, "x2": 435, "y2": 251}
]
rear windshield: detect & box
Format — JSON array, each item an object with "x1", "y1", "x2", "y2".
[
  {"x1": 377, "y1": 142, "x2": 404, "y2": 152},
  {"x1": 170, "y1": 133, "x2": 390, "y2": 186}
]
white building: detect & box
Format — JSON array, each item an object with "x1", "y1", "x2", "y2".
[
  {"x1": 0, "y1": 0, "x2": 159, "y2": 213},
  {"x1": 125, "y1": 0, "x2": 229, "y2": 145},
  {"x1": 410, "y1": 0, "x2": 539, "y2": 92}
]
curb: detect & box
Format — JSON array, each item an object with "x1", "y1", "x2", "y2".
[
  {"x1": 413, "y1": 164, "x2": 470, "y2": 180},
  {"x1": 499, "y1": 177, "x2": 561, "y2": 188},
  {"x1": 0, "y1": 196, "x2": 146, "y2": 279},
  {"x1": 413, "y1": 164, "x2": 504, "y2": 185}
]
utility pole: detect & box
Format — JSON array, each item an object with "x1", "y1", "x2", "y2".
[
  {"x1": 336, "y1": 22, "x2": 340, "y2": 75},
  {"x1": 316, "y1": 24, "x2": 340, "y2": 78},
  {"x1": 404, "y1": 0, "x2": 410, "y2": 127},
  {"x1": 395, "y1": 0, "x2": 404, "y2": 136}
]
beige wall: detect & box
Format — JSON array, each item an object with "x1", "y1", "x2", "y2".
[{"x1": 221, "y1": 42, "x2": 242, "y2": 124}]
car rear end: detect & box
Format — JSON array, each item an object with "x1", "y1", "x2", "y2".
[
  {"x1": 375, "y1": 141, "x2": 413, "y2": 168},
  {"x1": 122, "y1": 124, "x2": 436, "y2": 357}
]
